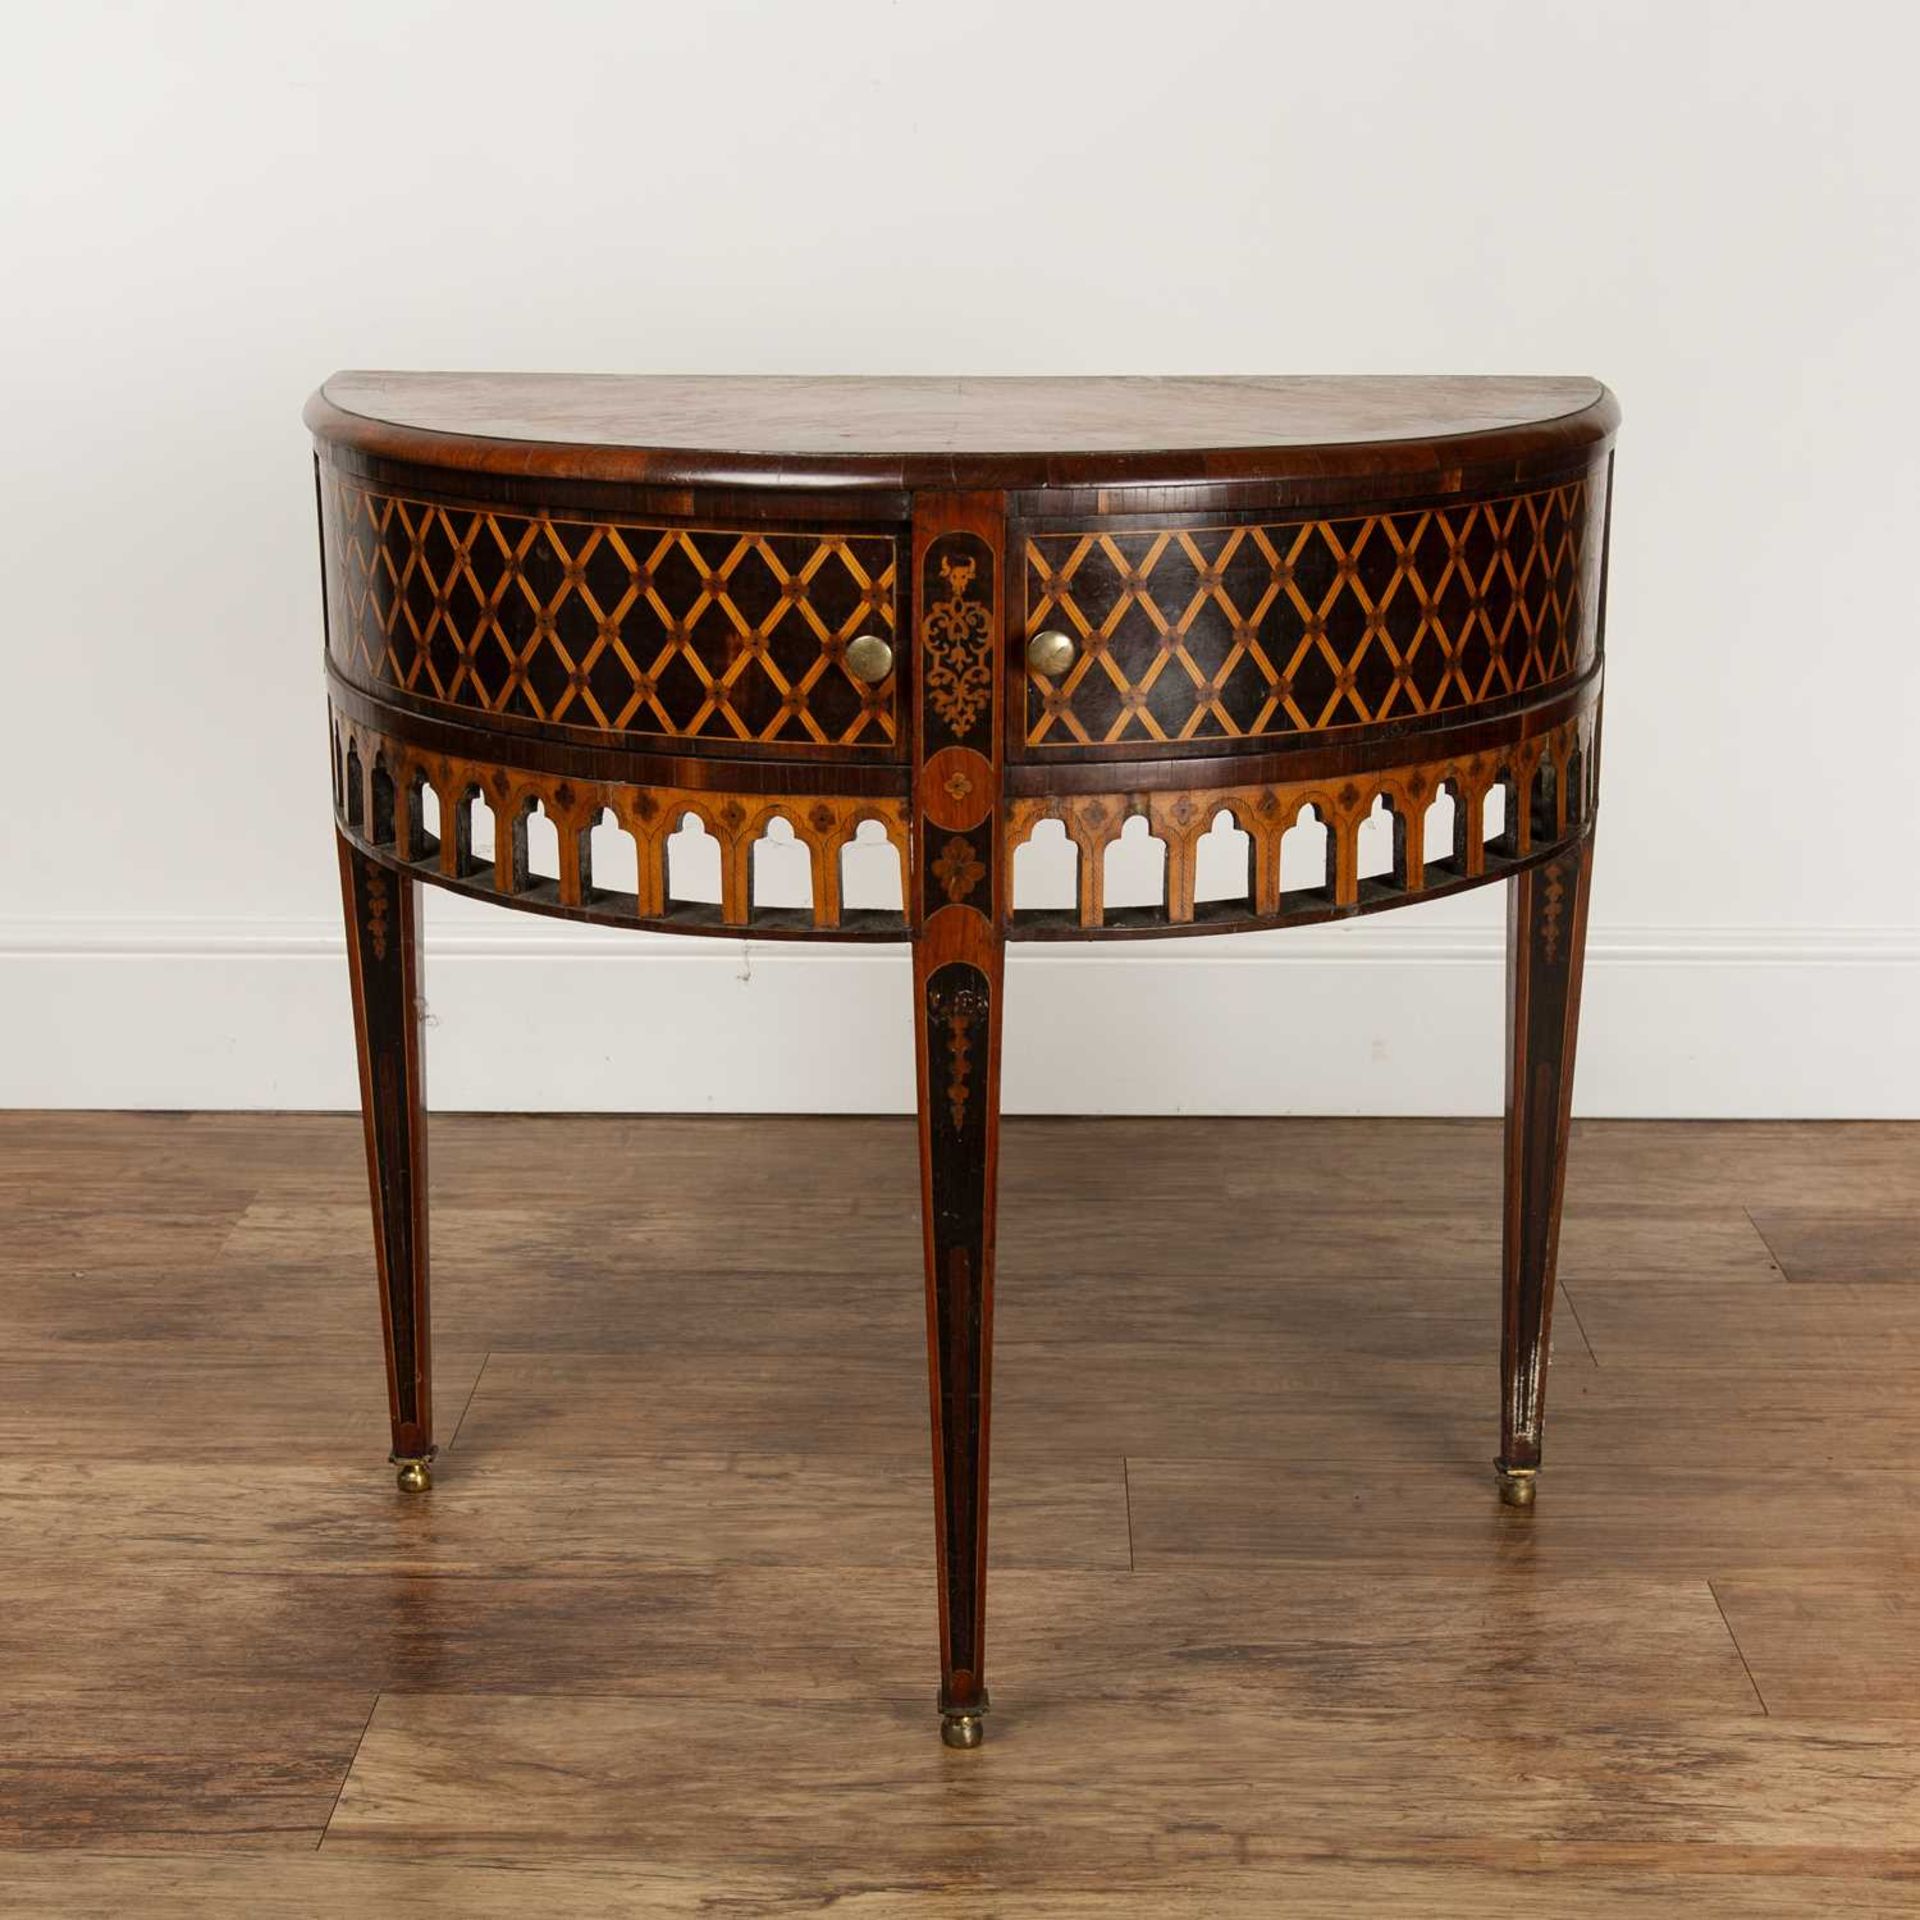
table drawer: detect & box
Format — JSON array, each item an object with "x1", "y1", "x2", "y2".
[
  {"x1": 319, "y1": 469, "x2": 902, "y2": 758},
  {"x1": 1015, "y1": 475, "x2": 1603, "y2": 758}
]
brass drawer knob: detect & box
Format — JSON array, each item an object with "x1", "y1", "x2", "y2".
[
  {"x1": 845, "y1": 634, "x2": 894, "y2": 684},
  {"x1": 1027, "y1": 629, "x2": 1077, "y2": 676}
]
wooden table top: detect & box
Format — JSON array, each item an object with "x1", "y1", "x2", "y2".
[
  {"x1": 308, "y1": 372, "x2": 1617, "y2": 491},
  {"x1": 315, "y1": 365, "x2": 1615, "y2": 943}
]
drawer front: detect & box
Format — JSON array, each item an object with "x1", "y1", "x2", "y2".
[
  {"x1": 320, "y1": 470, "x2": 902, "y2": 757},
  {"x1": 1017, "y1": 475, "x2": 1604, "y2": 756}
]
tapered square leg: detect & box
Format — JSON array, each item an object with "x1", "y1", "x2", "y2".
[
  {"x1": 907, "y1": 489, "x2": 1007, "y2": 1747},
  {"x1": 337, "y1": 832, "x2": 434, "y2": 1490},
  {"x1": 1498, "y1": 834, "x2": 1596, "y2": 1507},
  {"x1": 914, "y1": 933, "x2": 1003, "y2": 1750}
]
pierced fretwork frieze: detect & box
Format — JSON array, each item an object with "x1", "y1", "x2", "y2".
[
  {"x1": 330, "y1": 710, "x2": 909, "y2": 936},
  {"x1": 1005, "y1": 709, "x2": 1597, "y2": 935}
]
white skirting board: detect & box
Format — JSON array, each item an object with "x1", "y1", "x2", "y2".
[
  {"x1": 7, "y1": 917, "x2": 1912, "y2": 1121},
  {"x1": 1, "y1": 916, "x2": 1913, "y2": 1118}
]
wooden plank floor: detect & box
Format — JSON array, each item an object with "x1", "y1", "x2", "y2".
[{"x1": 1, "y1": 1112, "x2": 1916, "y2": 1915}]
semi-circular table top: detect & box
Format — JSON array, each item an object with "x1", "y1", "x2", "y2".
[
  {"x1": 313, "y1": 371, "x2": 1615, "y2": 945},
  {"x1": 307, "y1": 372, "x2": 1617, "y2": 491}
]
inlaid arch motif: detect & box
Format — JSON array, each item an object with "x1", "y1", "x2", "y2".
[
  {"x1": 330, "y1": 709, "x2": 908, "y2": 935},
  {"x1": 1006, "y1": 708, "x2": 1596, "y2": 933}
]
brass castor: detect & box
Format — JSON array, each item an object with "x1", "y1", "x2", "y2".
[
  {"x1": 393, "y1": 1456, "x2": 434, "y2": 1493},
  {"x1": 941, "y1": 1712, "x2": 985, "y2": 1750},
  {"x1": 1495, "y1": 1463, "x2": 1538, "y2": 1509}
]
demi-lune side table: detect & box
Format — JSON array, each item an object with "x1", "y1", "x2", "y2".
[{"x1": 309, "y1": 372, "x2": 1617, "y2": 1747}]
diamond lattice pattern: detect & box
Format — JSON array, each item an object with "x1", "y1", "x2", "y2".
[
  {"x1": 324, "y1": 477, "x2": 899, "y2": 750},
  {"x1": 1024, "y1": 481, "x2": 1595, "y2": 748}
]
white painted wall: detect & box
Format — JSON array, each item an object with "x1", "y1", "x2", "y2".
[{"x1": 3, "y1": 0, "x2": 1916, "y2": 1115}]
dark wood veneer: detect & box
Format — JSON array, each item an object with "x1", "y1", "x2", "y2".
[{"x1": 312, "y1": 371, "x2": 1617, "y2": 1746}]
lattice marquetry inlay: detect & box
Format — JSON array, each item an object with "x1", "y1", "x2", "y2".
[
  {"x1": 330, "y1": 709, "x2": 909, "y2": 935},
  {"x1": 321, "y1": 473, "x2": 900, "y2": 751},
  {"x1": 1023, "y1": 480, "x2": 1599, "y2": 750},
  {"x1": 1006, "y1": 709, "x2": 1597, "y2": 935}
]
